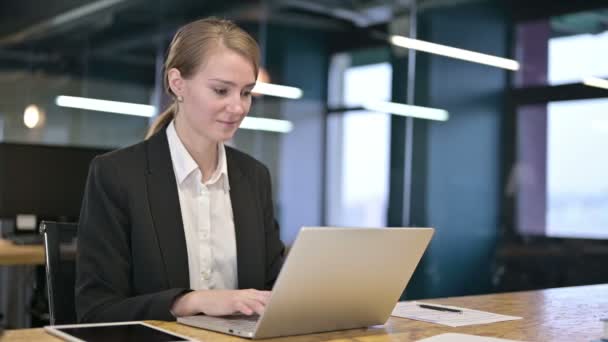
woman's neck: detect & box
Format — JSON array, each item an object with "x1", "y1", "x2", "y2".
[{"x1": 173, "y1": 116, "x2": 218, "y2": 182}]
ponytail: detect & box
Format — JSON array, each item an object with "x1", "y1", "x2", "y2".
[{"x1": 145, "y1": 103, "x2": 176, "y2": 139}]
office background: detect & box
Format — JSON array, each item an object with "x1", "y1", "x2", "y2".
[{"x1": 1, "y1": 0, "x2": 608, "y2": 328}]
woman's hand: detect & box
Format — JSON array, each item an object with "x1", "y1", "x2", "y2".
[{"x1": 171, "y1": 289, "x2": 271, "y2": 317}]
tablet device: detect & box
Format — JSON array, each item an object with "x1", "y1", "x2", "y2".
[{"x1": 44, "y1": 321, "x2": 196, "y2": 342}]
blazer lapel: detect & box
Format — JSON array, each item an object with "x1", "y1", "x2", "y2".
[
  {"x1": 227, "y1": 148, "x2": 265, "y2": 290},
  {"x1": 145, "y1": 129, "x2": 190, "y2": 289}
]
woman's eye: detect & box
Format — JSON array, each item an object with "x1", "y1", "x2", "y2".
[
  {"x1": 214, "y1": 88, "x2": 228, "y2": 96},
  {"x1": 242, "y1": 90, "x2": 252, "y2": 97}
]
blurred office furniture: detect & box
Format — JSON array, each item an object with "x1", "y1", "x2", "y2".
[
  {"x1": 0, "y1": 239, "x2": 44, "y2": 266},
  {"x1": 494, "y1": 238, "x2": 608, "y2": 292},
  {"x1": 0, "y1": 238, "x2": 44, "y2": 329},
  {"x1": 3, "y1": 284, "x2": 607, "y2": 341},
  {"x1": 41, "y1": 221, "x2": 78, "y2": 325},
  {"x1": 0, "y1": 143, "x2": 108, "y2": 329},
  {"x1": 1, "y1": 217, "x2": 43, "y2": 245}
]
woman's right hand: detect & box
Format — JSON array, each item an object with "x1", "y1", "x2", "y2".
[{"x1": 171, "y1": 289, "x2": 271, "y2": 317}]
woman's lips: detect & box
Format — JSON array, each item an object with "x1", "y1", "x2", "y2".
[{"x1": 217, "y1": 119, "x2": 239, "y2": 125}]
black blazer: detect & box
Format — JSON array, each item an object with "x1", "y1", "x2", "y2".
[{"x1": 75, "y1": 127, "x2": 285, "y2": 323}]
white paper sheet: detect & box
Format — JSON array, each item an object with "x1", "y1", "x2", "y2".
[
  {"x1": 416, "y1": 333, "x2": 524, "y2": 342},
  {"x1": 391, "y1": 301, "x2": 522, "y2": 327}
]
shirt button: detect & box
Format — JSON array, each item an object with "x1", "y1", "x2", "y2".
[
  {"x1": 201, "y1": 231, "x2": 209, "y2": 239},
  {"x1": 201, "y1": 270, "x2": 211, "y2": 280}
]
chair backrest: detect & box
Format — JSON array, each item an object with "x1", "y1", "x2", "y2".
[{"x1": 41, "y1": 221, "x2": 78, "y2": 325}]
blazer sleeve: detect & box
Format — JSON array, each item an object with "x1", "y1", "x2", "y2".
[
  {"x1": 75, "y1": 156, "x2": 189, "y2": 323},
  {"x1": 260, "y1": 165, "x2": 285, "y2": 290}
]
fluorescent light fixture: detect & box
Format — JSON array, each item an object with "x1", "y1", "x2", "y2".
[
  {"x1": 583, "y1": 76, "x2": 608, "y2": 90},
  {"x1": 240, "y1": 116, "x2": 294, "y2": 133},
  {"x1": 56, "y1": 95, "x2": 156, "y2": 117},
  {"x1": 390, "y1": 35, "x2": 520, "y2": 71},
  {"x1": 252, "y1": 82, "x2": 303, "y2": 99},
  {"x1": 363, "y1": 101, "x2": 449, "y2": 121},
  {"x1": 55, "y1": 95, "x2": 294, "y2": 133}
]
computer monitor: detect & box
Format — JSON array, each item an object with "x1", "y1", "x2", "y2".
[{"x1": 0, "y1": 143, "x2": 110, "y2": 227}]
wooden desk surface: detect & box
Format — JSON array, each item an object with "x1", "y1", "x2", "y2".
[
  {"x1": 3, "y1": 284, "x2": 607, "y2": 341},
  {"x1": 0, "y1": 239, "x2": 45, "y2": 266}
]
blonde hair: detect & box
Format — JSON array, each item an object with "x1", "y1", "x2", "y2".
[{"x1": 146, "y1": 17, "x2": 260, "y2": 138}]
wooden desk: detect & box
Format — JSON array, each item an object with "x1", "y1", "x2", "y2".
[
  {"x1": 0, "y1": 239, "x2": 45, "y2": 265},
  {"x1": 3, "y1": 284, "x2": 607, "y2": 341}
]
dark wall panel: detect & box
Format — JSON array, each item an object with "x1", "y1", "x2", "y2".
[{"x1": 405, "y1": 0, "x2": 509, "y2": 299}]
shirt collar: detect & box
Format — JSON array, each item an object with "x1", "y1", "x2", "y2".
[
  {"x1": 209, "y1": 143, "x2": 230, "y2": 192},
  {"x1": 166, "y1": 120, "x2": 230, "y2": 192}
]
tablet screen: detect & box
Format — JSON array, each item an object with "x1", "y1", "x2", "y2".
[{"x1": 51, "y1": 322, "x2": 191, "y2": 342}]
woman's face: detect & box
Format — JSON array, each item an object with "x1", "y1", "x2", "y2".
[{"x1": 172, "y1": 46, "x2": 256, "y2": 144}]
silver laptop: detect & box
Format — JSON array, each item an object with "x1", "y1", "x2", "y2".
[{"x1": 178, "y1": 227, "x2": 434, "y2": 339}]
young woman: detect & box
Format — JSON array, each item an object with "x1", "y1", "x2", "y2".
[{"x1": 75, "y1": 18, "x2": 285, "y2": 323}]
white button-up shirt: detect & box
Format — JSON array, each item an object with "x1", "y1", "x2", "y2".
[{"x1": 166, "y1": 121, "x2": 238, "y2": 290}]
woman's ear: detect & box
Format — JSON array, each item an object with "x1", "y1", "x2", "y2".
[{"x1": 167, "y1": 68, "x2": 184, "y2": 97}]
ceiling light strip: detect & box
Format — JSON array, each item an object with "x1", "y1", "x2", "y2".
[
  {"x1": 240, "y1": 116, "x2": 294, "y2": 133},
  {"x1": 55, "y1": 95, "x2": 294, "y2": 133},
  {"x1": 363, "y1": 101, "x2": 449, "y2": 121},
  {"x1": 56, "y1": 95, "x2": 156, "y2": 117},
  {"x1": 390, "y1": 35, "x2": 519, "y2": 71},
  {"x1": 252, "y1": 82, "x2": 303, "y2": 99},
  {"x1": 583, "y1": 77, "x2": 608, "y2": 90}
]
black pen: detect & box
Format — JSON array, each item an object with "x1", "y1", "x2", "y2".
[{"x1": 418, "y1": 304, "x2": 462, "y2": 313}]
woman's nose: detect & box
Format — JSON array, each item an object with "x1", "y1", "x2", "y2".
[{"x1": 227, "y1": 96, "x2": 247, "y2": 115}]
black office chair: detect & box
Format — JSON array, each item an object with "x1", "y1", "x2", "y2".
[{"x1": 41, "y1": 221, "x2": 78, "y2": 325}]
